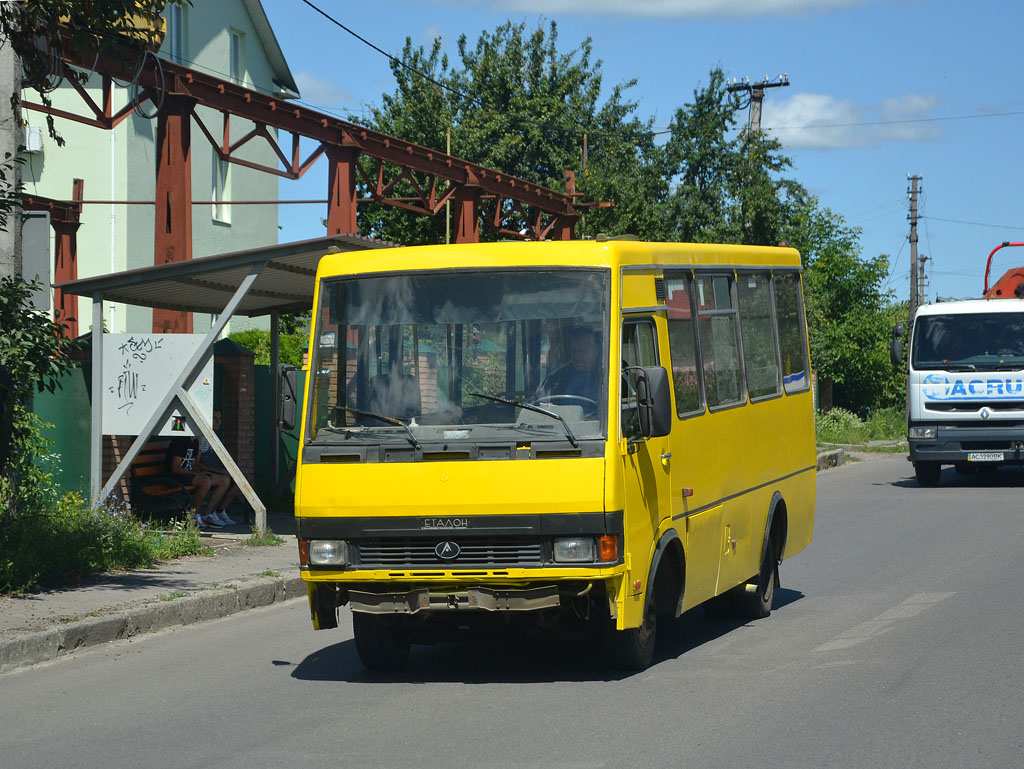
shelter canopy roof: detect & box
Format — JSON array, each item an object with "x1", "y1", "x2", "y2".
[{"x1": 54, "y1": 235, "x2": 398, "y2": 316}]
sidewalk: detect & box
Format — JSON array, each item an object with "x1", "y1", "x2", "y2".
[
  {"x1": 0, "y1": 512, "x2": 305, "y2": 674},
  {"x1": 2, "y1": 450, "x2": 854, "y2": 675}
]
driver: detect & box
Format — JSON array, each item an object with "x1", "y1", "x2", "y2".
[{"x1": 538, "y1": 325, "x2": 601, "y2": 404}]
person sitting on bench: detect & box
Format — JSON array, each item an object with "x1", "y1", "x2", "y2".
[{"x1": 167, "y1": 429, "x2": 234, "y2": 530}]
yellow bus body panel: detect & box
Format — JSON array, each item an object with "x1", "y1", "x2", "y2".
[{"x1": 297, "y1": 240, "x2": 816, "y2": 632}]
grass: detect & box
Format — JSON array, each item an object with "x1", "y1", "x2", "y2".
[
  {"x1": 0, "y1": 493, "x2": 212, "y2": 595},
  {"x1": 245, "y1": 526, "x2": 285, "y2": 547},
  {"x1": 816, "y1": 405, "x2": 906, "y2": 447},
  {"x1": 158, "y1": 591, "x2": 188, "y2": 602}
]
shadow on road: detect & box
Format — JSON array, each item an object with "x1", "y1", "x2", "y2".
[
  {"x1": 289, "y1": 588, "x2": 806, "y2": 684},
  {"x1": 890, "y1": 465, "x2": 1024, "y2": 489}
]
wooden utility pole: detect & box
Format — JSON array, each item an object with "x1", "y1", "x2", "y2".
[{"x1": 907, "y1": 174, "x2": 922, "y2": 323}]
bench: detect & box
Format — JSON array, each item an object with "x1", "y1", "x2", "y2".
[{"x1": 129, "y1": 439, "x2": 195, "y2": 518}]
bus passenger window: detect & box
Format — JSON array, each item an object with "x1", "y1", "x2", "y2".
[
  {"x1": 696, "y1": 274, "x2": 744, "y2": 409},
  {"x1": 665, "y1": 274, "x2": 704, "y2": 416},
  {"x1": 738, "y1": 272, "x2": 781, "y2": 400},
  {"x1": 774, "y1": 273, "x2": 810, "y2": 393}
]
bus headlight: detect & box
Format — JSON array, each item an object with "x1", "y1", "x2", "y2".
[
  {"x1": 909, "y1": 426, "x2": 936, "y2": 439},
  {"x1": 309, "y1": 540, "x2": 349, "y2": 566},
  {"x1": 553, "y1": 537, "x2": 595, "y2": 563}
]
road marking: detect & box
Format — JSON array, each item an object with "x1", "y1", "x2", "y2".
[{"x1": 814, "y1": 592, "x2": 956, "y2": 652}]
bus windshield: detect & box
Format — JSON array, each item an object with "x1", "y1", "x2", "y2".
[
  {"x1": 308, "y1": 269, "x2": 610, "y2": 445},
  {"x1": 913, "y1": 312, "x2": 1024, "y2": 371}
]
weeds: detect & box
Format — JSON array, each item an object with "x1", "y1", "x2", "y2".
[
  {"x1": 245, "y1": 526, "x2": 285, "y2": 547},
  {"x1": 816, "y1": 405, "x2": 905, "y2": 447},
  {"x1": 0, "y1": 494, "x2": 211, "y2": 595}
]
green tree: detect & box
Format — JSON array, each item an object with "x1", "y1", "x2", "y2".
[
  {"x1": 782, "y1": 200, "x2": 905, "y2": 414},
  {"x1": 357, "y1": 20, "x2": 667, "y2": 244},
  {"x1": 663, "y1": 68, "x2": 804, "y2": 246}
]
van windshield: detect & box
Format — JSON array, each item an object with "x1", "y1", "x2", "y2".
[
  {"x1": 308, "y1": 269, "x2": 610, "y2": 445},
  {"x1": 913, "y1": 312, "x2": 1024, "y2": 370}
]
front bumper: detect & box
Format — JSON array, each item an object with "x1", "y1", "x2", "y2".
[{"x1": 909, "y1": 422, "x2": 1024, "y2": 464}]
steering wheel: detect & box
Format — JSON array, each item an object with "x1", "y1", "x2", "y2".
[{"x1": 530, "y1": 394, "x2": 599, "y2": 412}]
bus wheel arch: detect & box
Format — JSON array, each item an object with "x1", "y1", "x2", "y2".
[
  {"x1": 605, "y1": 529, "x2": 684, "y2": 670},
  {"x1": 739, "y1": 493, "x2": 788, "y2": 620}
]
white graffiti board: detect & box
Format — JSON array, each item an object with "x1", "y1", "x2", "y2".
[{"x1": 102, "y1": 334, "x2": 213, "y2": 436}]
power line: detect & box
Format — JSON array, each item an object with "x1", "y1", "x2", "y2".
[
  {"x1": 924, "y1": 215, "x2": 1024, "y2": 231},
  {"x1": 764, "y1": 109, "x2": 1024, "y2": 132},
  {"x1": 296, "y1": 0, "x2": 655, "y2": 142}
]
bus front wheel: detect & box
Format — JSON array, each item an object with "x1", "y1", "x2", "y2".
[
  {"x1": 352, "y1": 613, "x2": 411, "y2": 670},
  {"x1": 605, "y1": 600, "x2": 657, "y2": 670},
  {"x1": 914, "y1": 462, "x2": 941, "y2": 487}
]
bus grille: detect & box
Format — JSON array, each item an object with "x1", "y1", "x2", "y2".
[{"x1": 356, "y1": 537, "x2": 543, "y2": 567}]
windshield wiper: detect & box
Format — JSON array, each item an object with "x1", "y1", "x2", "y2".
[
  {"x1": 469, "y1": 392, "x2": 579, "y2": 448},
  {"x1": 335, "y1": 407, "x2": 421, "y2": 450}
]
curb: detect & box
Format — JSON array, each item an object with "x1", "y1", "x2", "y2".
[
  {"x1": 816, "y1": 448, "x2": 845, "y2": 470},
  {"x1": 0, "y1": 575, "x2": 306, "y2": 675}
]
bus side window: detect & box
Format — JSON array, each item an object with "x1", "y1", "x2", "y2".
[
  {"x1": 665, "y1": 273, "x2": 704, "y2": 417},
  {"x1": 621, "y1": 319, "x2": 658, "y2": 437},
  {"x1": 738, "y1": 271, "x2": 781, "y2": 400},
  {"x1": 774, "y1": 272, "x2": 810, "y2": 393},
  {"x1": 696, "y1": 273, "x2": 745, "y2": 409}
]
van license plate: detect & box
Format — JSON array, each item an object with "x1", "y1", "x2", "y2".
[{"x1": 968, "y1": 452, "x2": 1003, "y2": 462}]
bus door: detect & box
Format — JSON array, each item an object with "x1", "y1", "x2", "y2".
[{"x1": 621, "y1": 317, "x2": 672, "y2": 595}]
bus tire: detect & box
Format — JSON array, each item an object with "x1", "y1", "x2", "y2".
[
  {"x1": 737, "y1": 531, "x2": 777, "y2": 620},
  {"x1": 605, "y1": 600, "x2": 657, "y2": 671},
  {"x1": 914, "y1": 462, "x2": 941, "y2": 487},
  {"x1": 352, "y1": 613, "x2": 411, "y2": 670}
]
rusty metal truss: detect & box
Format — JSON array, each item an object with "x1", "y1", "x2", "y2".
[{"x1": 23, "y1": 43, "x2": 601, "y2": 240}]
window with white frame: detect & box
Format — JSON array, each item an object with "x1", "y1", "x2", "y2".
[
  {"x1": 213, "y1": 158, "x2": 231, "y2": 223},
  {"x1": 229, "y1": 30, "x2": 245, "y2": 84}
]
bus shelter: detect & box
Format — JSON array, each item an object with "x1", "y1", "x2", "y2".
[{"x1": 54, "y1": 234, "x2": 397, "y2": 531}]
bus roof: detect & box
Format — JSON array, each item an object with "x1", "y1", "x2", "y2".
[{"x1": 315, "y1": 240, "x2": 802, "y2": 279}]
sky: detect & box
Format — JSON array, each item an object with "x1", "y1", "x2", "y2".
[{"x1": 257, "y1": 0, "x2": 1024, "y2": 303}]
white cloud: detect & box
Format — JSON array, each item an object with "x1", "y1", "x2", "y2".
[
  {"x1": 494, "y1": 0, "x2": 879, "y2": 18},
  {"x1": 762, "y1": 92, "x2": 941, "y2": 149},
  {"x1": 294, "y1": 71, "x2": 356, "y2": 109}
]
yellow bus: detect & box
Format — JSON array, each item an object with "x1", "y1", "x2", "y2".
[{"x1": 295, "y1": 239, "x2": 816, "y2": 670}]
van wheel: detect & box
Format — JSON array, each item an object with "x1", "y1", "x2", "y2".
[
  {"x1": 737, "y1": 533, "x2": 777, "y2": 620},
  {"x1": 605, "y1": 600, "x2": 657, "y2": 670},
  {"x1": 914, "y1": 462, "x2": 941, "y2": 487},
  {"x1": 352, "y1": 613, "x2": 411, "y2": 670}
]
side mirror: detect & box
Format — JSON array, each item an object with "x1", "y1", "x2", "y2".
[
  {"x1": 635, "y1": 366, "x2": 672, "y2": 439},
  {"x1": 890, "y1": 324, "x2": 904, "y2": 368},
  {"x1": 279, "y1": 364, "x2": 297, "y2": 431}
]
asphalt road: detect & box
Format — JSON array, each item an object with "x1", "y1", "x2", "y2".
[{"x1": 2, "y1": 454, "x2": 1022, "y2": 769}]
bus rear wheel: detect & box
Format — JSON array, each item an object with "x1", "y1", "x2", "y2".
[
  {"x1": 737, "y1": 544, "x2": 776, "y2": 620},
  {"x1": 352, "y1": 613, "x2": 411, "y2": 670},
  {"x1": 605, "y1": 600, "x2": 657, "y2": 671},
  {"x1": 914, "y1": 461, "x2": 941, "y2": 487}
]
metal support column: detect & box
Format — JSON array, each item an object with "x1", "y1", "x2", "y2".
[
  {"x1": 52, "y1": 182, "x2": 84, "y2": 337},
  {"x1": 326, "y1": 146, "x2": 359, "y2": 235},
  {"x1": 270, "y1": 310, "x2": 280, "y2": 512},
  {"x1": 153, "y1": 95, "x2": 196, "y2": 334},
  {"x1": 90, "y1": 292, "x2": 104, "y2": 503},
  {"x1": 453, "y1": 186, "x2": 481, "y2": 243}
]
